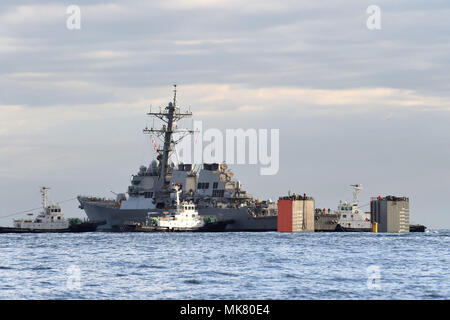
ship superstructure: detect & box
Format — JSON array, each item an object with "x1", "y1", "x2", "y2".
[
  {"x1": 336, "y1": 184, "x2": 371, "y2": 232},
  {"x1": 155, "y1": 185, "x2": 205, "y2": 230},
  {"x1": 78, "y1": 86, "x2": 277, "y2": 231},
  {"x1": 12, "y1": 187, "x2": 69, "y2": 231}
]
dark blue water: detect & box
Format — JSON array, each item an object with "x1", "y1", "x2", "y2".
[{"x1": 0, "y1": 230, "x2": 448, "y2": 299}]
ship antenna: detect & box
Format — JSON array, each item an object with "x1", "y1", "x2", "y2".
[
  {"x1": 174, "y1": 184, "x2": 181, "y2": 208},
  {"x1": 350, "y1": 184, "x2": 362, "y2": 205},
  {"x1": 173, "y1": 84, "x2": 177, "y2": 107},
  {"x1": 40, "y1": 186, "x2": 49, "y2": 209}
]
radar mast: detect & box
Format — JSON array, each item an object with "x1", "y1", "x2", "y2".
[
  {"x1": 40, "y1": 187, "x2": 50, "y2": 209},
  {"x1": 350, "y1": 184, "x2": 363, "y2": 205},
  {"x1": 143, "y1": 85, "x2": 195, "y2": 190}
]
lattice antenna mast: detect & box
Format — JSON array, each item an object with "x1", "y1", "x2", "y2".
[
  {"x1": 40, "y1": 187, "x2": 50, "y2": 209},
  {"x1": 350, "y1": 184, "x2": 363, "y2": 204},
  {"x1": 143, "y1": 85, "x2": 195, "y2": 189}
]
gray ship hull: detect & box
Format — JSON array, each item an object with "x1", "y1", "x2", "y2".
[
  {"x1": 314, "y1": 213, "x2": 339, "y2": 232},
  {"x1": 335, "y1": 224, "x2": 371, "y2": 232},
  {"x1": 79, "y1": 198, "x2": 277, "y2": 232}
]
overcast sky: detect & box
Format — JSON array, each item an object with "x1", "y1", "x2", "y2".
[{"x1": 0, "y1": 0, "x2": 449, "y2": 228}]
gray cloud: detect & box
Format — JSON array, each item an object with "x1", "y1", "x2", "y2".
[{"x1": 0, "y1": 0, "x2": 449, "y2": 228}]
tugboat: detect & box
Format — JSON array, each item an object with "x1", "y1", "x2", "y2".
[
  {"x1": 0, "y1": 187, "x2": 104, "y2": 233},
  {"x1": 157, "y1": 187, "x2": 205, "y2": 231},
  {"x1": 335, "y1": 184, "x2": 372, "y2": 232},
  {"x1": 0, "y1": 187, "x2": 70, "y2": 233},
  {"x1": 122, "y1": 184, "x2": 233, "y2": 232}
]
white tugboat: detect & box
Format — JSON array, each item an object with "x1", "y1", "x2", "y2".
[
  {"x1": 335, "y1": 184, "x2": 372, "y2": 232},
  {"x1": 1, "y1": 187, "x2": 70, "y2": 233},
  {"x1": 156, "y1": 185, "x2": 205, "y2": 231},
  {"x1": 0, "y1": 187, "x2": 105, "y2": 233}
]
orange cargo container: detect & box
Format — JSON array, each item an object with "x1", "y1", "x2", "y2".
[
  {"x1": 278, "y1": 195, "x2": 315, "y2": 232},
  {"x1": 277, "y1": 200, "x2": 293, "y2": 232}
]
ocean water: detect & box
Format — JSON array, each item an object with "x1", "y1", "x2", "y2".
[{"x1": 0, "y1": 230, "x2": 448, "y2": 300}]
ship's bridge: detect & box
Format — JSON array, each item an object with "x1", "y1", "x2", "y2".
[
  {"x1": 182, "y1": 203, "x2": 195, "y2": 211},
  {"x1": 46, "y1": 204, "x2": 62, "y2": 214}
]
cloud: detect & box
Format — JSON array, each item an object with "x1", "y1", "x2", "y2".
[
  {"x1": 0, "y1": 37, "x2": 37, "y2": 53},
  {"x1": 2, "y1": 81, "x2": 448, "y2": 117},
  {"x1": 155, "y1": 0, "x2": 302, "y2": 12},
  {"x1": 1, "y1": 0, "x2": 450, "y2": 96},
  {"x1": 0, "y1": 5, "x2": 64, "y2": 25},
  {"x1": 0, "y1": 0, "x2": 449, "y2": 227},
  {"x1": 80, "y1": 50, "x2": 134, "y2": 59},
  {"x1": 159, "y1": 84, "x2": 450, "y2": 117}
]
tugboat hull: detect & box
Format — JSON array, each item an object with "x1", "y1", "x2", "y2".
[
  {"x1": 0, "y1": 227, "x2": 70, "y2": 233},
  {"x1": 121, "y1": 220, "x2": 234, "y2": 233},
  {"x1": 335, "y1": 224, "x2": 372, "y2": 232},
  {"x1": 0, "y1": 221, "x2": 105, "y2": 233},
  {"x1": 409, "y1": 224, "x2": 426, "y2": 232}
]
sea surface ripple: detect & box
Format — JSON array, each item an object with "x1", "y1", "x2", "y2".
[{"x1": 0, "y1": 230, "x2": 448, "y2": 299}]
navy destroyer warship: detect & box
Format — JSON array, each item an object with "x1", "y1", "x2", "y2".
[{"x1": 78, "y1": 86, "x2": 277, "y2": 231}]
